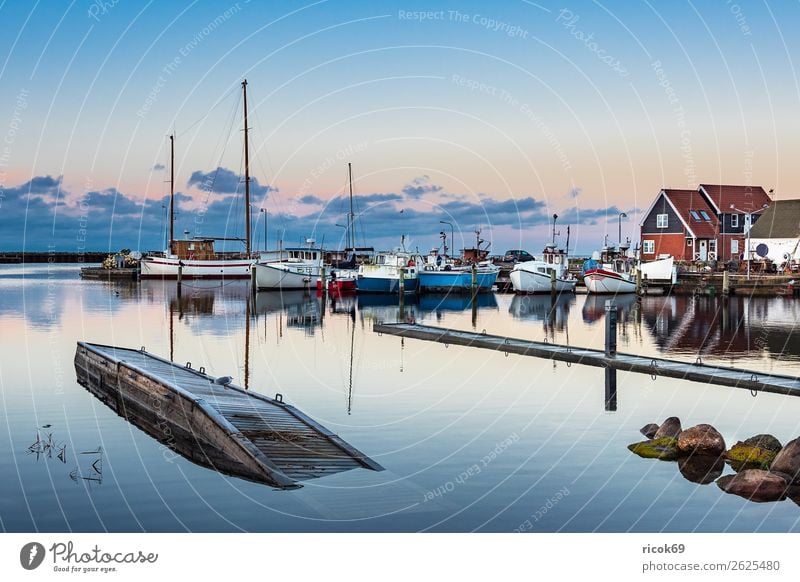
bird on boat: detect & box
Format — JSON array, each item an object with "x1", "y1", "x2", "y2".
[{"x1": 214, "y1": 376, "x2": 233, "y2": 385}]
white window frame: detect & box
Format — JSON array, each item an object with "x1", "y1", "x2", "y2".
[
  {"x1": 731, "y1": 239, "x2": 739, "y2": 255},
  {"x1": 643, "y1": 240, "x2": 655, "y2": 254},
  {"x1": 731, "y1": 214, "x2": 739, "y2": 228},
  {"x1": 656, "y1": 214, "x2": 669, "y2": 229}
]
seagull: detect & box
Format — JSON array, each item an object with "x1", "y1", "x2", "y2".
[{"x1": 214, "y1": 376, "x2": 233, "y2": 386}]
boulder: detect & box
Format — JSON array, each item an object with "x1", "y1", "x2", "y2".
[
  {"x1": 654, "y1": 417, "x2": 682, "y2": 439},
  {"x1": 640, "y1": 423, "x2": 659, "y2": 439},
  {"x1": 716, "y1": 469, "x2": 788, "y2": 502},
  {"x1": 678, "y1": 454, "x2": 725, "y2": 484},
  {"x1": 677, "y1": 424, "x2": 726, "y2": 456},
  {"x1": 770, "y1": 437, "x2": 800, "y2": 484},
  {"x1": 628, "y1": 437, "x2": 679, "y2": 461},
  {"x1": 725, "y1": 435, "x2": 782, "y2": 471}
]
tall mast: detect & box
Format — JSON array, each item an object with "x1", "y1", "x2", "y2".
[
  {"x1": 242, "y1": 79, "x2": 251, "y2": 257},
  {"x1": 169, "y1": 134, "x2": 175, "y2": 250},
  {"x1": 347, "y1": 163, "x2": 354, "y2": 250}
]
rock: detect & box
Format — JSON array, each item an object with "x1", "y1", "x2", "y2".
[
  {"x1": 716, "y1": 469, "x2": 788, "y2": 502},
  {"x1": 743, "y1": 434, "x2": 782, "y2": 453},
  {"x1": 628, "y1": 437, "x2": 680, "y2": 461},
  {"x1": 678, "y1": 454, "x2": 725, "y2": 484},
  {"x1": 654, "y1": 417, "x2": 682, "y2": 439},
  {"x1": 770, "y1": 437, "x2": 800, "y2": 484},
  {"x1": 726, "y1": 436, "x2": 781, "y2": 471},
  {"x1": 677, "y1": 424, "x2": 726, "y2": 456},
  {"x1": 640, "y1": 423, "x2": 659, "y2": 439}
]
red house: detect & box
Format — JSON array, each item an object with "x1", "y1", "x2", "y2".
[{"x1": 640, "y1": 184, "x2": 771, "y2": 261}]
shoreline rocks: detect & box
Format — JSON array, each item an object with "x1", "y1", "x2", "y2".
[
  {"x1": 628, "y1": 437, "x2": 680, "y2": 461},
  {"x1": 677, "y1": 424, "x2": 726, "y2": 457},
  {"x1": 716, "y1": 469, "x2": 789, "y2": 502},
  {"x1": 770, "y1": 438, "x2": 800, "y2": 484},
  {"x1": 654, "y1": 417, "x2": 682, "y2": 439},
  {"x1": 725, "y1": 434, "x2": 782, "y2": 471}
]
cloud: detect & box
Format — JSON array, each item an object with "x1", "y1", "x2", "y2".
[
  {"x1": 187, "y1": 166, "x2": 277, "y2": 198},
  {"x1": 567, "y1": 186, "x2": 582, "y2": 199},
  {"x1": 557, "y1": 205, "x2": 625, "y2": 225},
  {"x1": 402, "y1": 175, "x2": 443, "y2": 199},
  {"x1": 152, "y1": 163, "x2": 165, "y2": 171},
  {"x1": 298, "y1": 194, "x2": 324, "y2": 205}
]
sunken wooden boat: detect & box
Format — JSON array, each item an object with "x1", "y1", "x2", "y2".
[{"x1": 74, "y1": 342, "x2": 383, "y2": 489}]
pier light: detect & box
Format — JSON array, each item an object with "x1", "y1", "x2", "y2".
[
  {"x1": 439, "y1": 220, "x2": 454, "y2": 256},
  {"x1": 618, "y1": 212, "x2": 628, "y2": 247}
]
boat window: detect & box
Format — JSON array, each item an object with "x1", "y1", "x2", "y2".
[{"x1": 377, "y1": 255, "x2": 385, "y2": 265}]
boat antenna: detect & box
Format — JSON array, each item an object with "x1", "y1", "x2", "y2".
[
  {"x1": 242, "y1": 79, "x2": 251, "y2": 257},
  {"x1": 347, "y1": 162, "x2": 355, "y2": 250},
  {"x1": 169, "y1": 133, "x2": 175, "y2": 252},
  {"x1": 552, "y1": 213, "x2": 558, "y2": 245},
  {"x1": 565, "y1": 225, "x2": 571, "y2": 255}
]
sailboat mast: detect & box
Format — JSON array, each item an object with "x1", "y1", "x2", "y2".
[
  {"x1": 169, "y1": 134, "x2": 175, "y2": 251},
  {"x1": 347, "y1": 162, "x2": 354, "y2": 250},
  {"x1": 242, "y1": 79, "x2": 251, "y2": 257}
]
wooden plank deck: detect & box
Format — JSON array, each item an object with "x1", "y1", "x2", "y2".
[
  {"x1": 74, "y1": 342, "x2": 382, "y2": 489},
  {"x1": 373, "y1": 323, "x2": 800, "y2": 396}
]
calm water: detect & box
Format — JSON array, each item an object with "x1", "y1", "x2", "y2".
[{"x1": 2, "y1": 264, "x2": 800, "y2": 532}]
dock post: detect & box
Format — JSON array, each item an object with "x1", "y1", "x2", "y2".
[
  {"x1": 250, "y1": 264, "x2": 257, "y2": 296},
  {"x1": 636, "y1": 269, "x2": 642, "y2": 295},
  {"x1": 471, "y1": 264, "x2": 478, "y2": 294},
  {"x1": 605, "y1": 300, "x2": 617, "y2": 357},
  {"x1": 177, "y1": 261, "x2": 183, "y2": 297},
  {"x1": 550, "y1": 269, "x2": 556, "y2": 295},
  {"x1": 604, "y1": 300, "x2": 618, "y2": 411},
  {"x1": 320, "y1": 266, "x2": 326, "y2": 297},
  {"x1": 722, "y1": 269, "x2": 730, "y2": 296}
]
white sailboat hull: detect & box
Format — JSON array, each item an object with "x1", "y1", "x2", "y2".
[
  {"x1": 140, "y1": 256, "x2": 253, "y2": 279},
  {"x1": 583, "y1": 269, "x2": 637, "y2": 294}
]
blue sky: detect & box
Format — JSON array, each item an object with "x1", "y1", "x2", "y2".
[{"x1": 1, "y1": 0, "x2": 799, "y2": 253}]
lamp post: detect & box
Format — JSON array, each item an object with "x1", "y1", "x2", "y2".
[
  {"x1": 730, "y1": 205, "x2": 752, "y2": 280},
  {"x1": 439, "y1": 220, "x2": 454, "y2": 257},
  {"x1": 618, "y1": 212, "x2": 627, "y2": 248},
  {"x1": 260, "y1": 208, "x2": 268, "y2": 252}
]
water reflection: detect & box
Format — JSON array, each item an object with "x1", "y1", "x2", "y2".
[{"x1": 509, "y1": 294, "x2": 574, "y2": 334}]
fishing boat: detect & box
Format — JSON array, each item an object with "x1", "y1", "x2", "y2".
[
  {"x1": 319, "y1": 163, "x2": 361, "y2": 293},
  {"x1": 510, "y1": 243, "x2": 577, "y2": 294},
  {"x1": 357, "y1": 250, "x2": 420, "y2": 293},
  {"x1": 582, "y1": 245, "x2": 637, "y2": 294},
  {"x1": 140, "y1": 80, "x2": 257, "y2": 280},
  {"x1": 253, "y1": 242, "x2": 323, "y2": 290},
  {"x1": 418, "y1": 262, "x2": 500, "y2": 293}
]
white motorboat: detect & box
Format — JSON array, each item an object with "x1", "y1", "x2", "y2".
[
  {"x1": 254, "y1": 243, "x2": 323, "y2": 290},
  {"x1": 510, "y1": 244, "x2": 576, "y2": 294}
]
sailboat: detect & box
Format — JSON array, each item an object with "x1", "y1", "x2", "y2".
[{"x1": 140, "y1": 80, "x2": 257, "y2": 279}]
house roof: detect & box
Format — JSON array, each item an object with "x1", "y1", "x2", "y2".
[
  {"x1": 749, "y1": 199, "x2": 800, "y2": 239},
  {"x1": 698, "y1": 184, "x2": 771, "y2": 214},
  {"x1": 662, "y1": 189, "x2": 718, "y2": 238}
]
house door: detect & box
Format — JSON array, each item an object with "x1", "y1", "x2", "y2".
[{"x1": 698, "y1": 240, "x2": 708, "y2": 261}]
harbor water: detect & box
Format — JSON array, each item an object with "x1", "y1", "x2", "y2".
[{"x1": 1, "y1": 264, "x2": 800, "y2": 532}]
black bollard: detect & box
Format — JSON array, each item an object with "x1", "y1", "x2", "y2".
[{"x1": 604, "y1": 300, "x2": 617, "y2": 357}]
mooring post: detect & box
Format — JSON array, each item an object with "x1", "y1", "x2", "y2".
[
  {"x1": 550, "y1": 269, "x2": 556, "y2": 295},
  {"x1": 399, "y1": 266, "x2": 405, "y2": 295},
  {"x1": 177, "y1": 261, "x2": 183, "y2": 297},
  {"x1": 722, "y1": 269, "x2": 730, "y2": 296},
  {"x1": 636, "y1": 269, "x2": 642, "y2": 295},
  {"x1": 605, "y1": 300, "x2": 617, "y2": 357},
  {"x1": 605, "y1": 299, "x2": 618, "y2": 411},
  {"x1": 250, "y1": 264, "x2": 257, "y2": 296},
  {"x1": 471, "y1": 264, "x2": 478, "y2": 295},
  {"x1": 320, "y1": 265, "x2": 326, "y2": 297},
  {"x1": 398, "y1": 266, "x2": 405, "y2": 320}
]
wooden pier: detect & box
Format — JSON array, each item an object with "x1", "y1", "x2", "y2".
[
  {"x1": 74, "y1": 342, "x2": 382, "y2": 488},
  {"x1": 373, "y1": 322, "x2": 800, "y2": 397}
]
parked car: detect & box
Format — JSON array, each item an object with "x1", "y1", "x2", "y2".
[{"x1": 502, "y1": 249, "x2": 535, "y2": 263}]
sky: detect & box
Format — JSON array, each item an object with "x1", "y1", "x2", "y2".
[{"x1": 1, "y1": 0, "x2": 799, "y2": 254}]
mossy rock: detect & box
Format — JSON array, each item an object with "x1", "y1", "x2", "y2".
[
  {"x1": 628, "y1": 437, "x2": 679, "y2": 461},
  {"x1": 743, "y1": 434, "x2": 782, "y2": 453},
  {"x1": 725, "y1": 442, "x2": 778, "y2": 471}
]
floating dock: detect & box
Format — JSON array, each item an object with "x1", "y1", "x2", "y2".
[
  {"x1": 373, "y1": 323, "x2": 800, "y2": 397},
  {"x1": 74, "y1": 342, "x2": 382, "y2": 488},
  {"x1": 79, "y1": 267, "x2": 140, "y2": 281}
]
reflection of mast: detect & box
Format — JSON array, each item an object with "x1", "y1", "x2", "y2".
[
  {"x1": 347, "y1": 307, "x2": 355, "y2": 415},
  {"x1": 169, "y1": 295, "x2": 174, "y2": 362},
  {"x1": 245, "y1": 295, "x2": 251, "y2": 390}
]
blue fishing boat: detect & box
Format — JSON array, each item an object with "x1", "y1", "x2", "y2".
[
  {"x1": 357, "y1": 250, "x2": 420, "y2": 293},
  {"x1": 417, "y1": 262, "x2": 500, "y2": 293}
]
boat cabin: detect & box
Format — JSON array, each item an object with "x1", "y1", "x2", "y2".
[
  {"x1": 285, "y1": 247, "x2": 322, "y2": 264},
  {"x1": 171, "y1": 239, "x2": 216, "y2": 260}
]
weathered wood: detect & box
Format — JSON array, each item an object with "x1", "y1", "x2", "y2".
[
  {"x1": 74, "y1": 342, "x2": 382, "y2": 488},
  {"x1": 373, "y1": 323, "x2": 800, "y2": 397}
]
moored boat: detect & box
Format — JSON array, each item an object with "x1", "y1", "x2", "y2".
[
  {"x1": 510, "y1": 243, "x2": 576, "y2": 294},
  {"x1": 254, "y1": 243, "x2": 323, "y2": 290},
  {"x1": 418, "y1": 261, "x2": 500, "y2": 293},
  {"x1": 357, "y1": 250, "x2": 419, "y2": 293}
]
